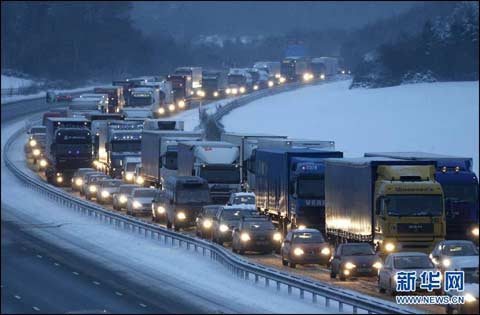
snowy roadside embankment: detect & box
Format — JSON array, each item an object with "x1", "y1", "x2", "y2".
[
  {"x1": 1, "y1": 74, "x2": 34, "y2": 89},
  {"x1": 1, "y1": 85, "x2": 99, "y2": 105},
  {"x1": 221, "y1": 80, "x2": 479, "y2": 175}
]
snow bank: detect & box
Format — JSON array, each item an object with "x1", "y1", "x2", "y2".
[
  {"x1": 1, "y1": 74, "x2": 34, "y2": 89},
  {"x1": 1, "y1": 86, "x2": 98, "y2": 105},
  {"x1": 221, "y1": 80, "x2": 479, "y2": 175}
]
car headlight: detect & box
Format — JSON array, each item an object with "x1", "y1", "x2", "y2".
[
  {"x1": 33, "y1": 149, "x2": 41, "y2": 156},
  {"x1": 320, "y1": 74, "x2": 326, "y2": 80},
  {"x1": 298, "y1": 225, "x2": 306, "y2": 230},
  {"x1": 253, "y1": 85, "x2": 258, "y2": 90},
  {"x1": 472, "y1": 227, "x2": 479, "y2": 237},
  {"x1": 373, "y1": 262, "x2": 383, "y2": 269},
  {"x1": 465, "y1": 293, "x2": 477, "y2": 303},
  {"x1": 268, "y1": 81, "x2": 274, "y2": 87},
  {"x1": 39, "y1": 159, "x2": 47, "y2": 167},
  {"x1": 293, "y1": 248, "x2": 304, "y2": 256},
  {"x1": 345, "y1": 262, "x2": 356, "y2": 269},
  {"x1": 168, "y1": 104, "x2": 175, "y2": 112},
  {"x1": 385, "y1": 242, "x2": 395, "y2": 252},
  {"x1": 158, "y1": 107, "x2": 165, "y2": 114},
  {"x1": 136, "y1": 176, "x2": 144, "y2": 185},
  {"x1": 321, "y1": 247, "x2": 331, "y2": 256},
  {"x1": 239, "y1": 87, "x2": 246, "y2": 93},
  {"x1": 240, "y1": 233, "x2": 250, "y2": 242},
  {"x1": 231, "y1": 88, "x2": 238, "y2": 95},
  {"x1": 273, "y1": 232, "x2": 282, "y2": 242},
  {"x1": 203, "y1": 219, "x2": 212, "y2": 229},
  {"x1": 119, "y1": 195, "x2": 127, "y2": 203},
  {"x1": 56, "y1": 176, "x2": 63, "y2": 183},
  {"x1": 29, "y1": 139, "x2": 37, "y2": 147},
  {"x1": 442, "y1": 259, "x2": 451, "y2": 267},
  {"x1": 178, "y1": 100, "x2": 185, "y2": 108},
  {"x1": 279, "y1": 77, "x2": 286, "y2": 83},
  {"x1": 213, "y1": 91, "x2": 219, "y2": 97},
  {"x1": 89, "y1": 185, "x2": 97, "y2": 193},
  {"x1": 133, "y1": 201, "x2": 142, "y2": 209},
  {"x1": 177, "y1": 212, "x2": 186, "y2": 220},
  {"x1": 219, "y1": 224, "x2": 229, "y2": 232},
  {"x1": 125, "y1": 173, "x2": 134, "y2": 181},
  {"x1": 157, "y1": 206, "x2": 165, "y2": 214},
  {"x1": 75, "y1": 178, "x2": 83, "y2": 186},
  {"x1": 225, "y1": 88, "x2": 231, "y2": 94},
  {"x1": 101, "y1": 190, "x2": 110, "y2": 198}
]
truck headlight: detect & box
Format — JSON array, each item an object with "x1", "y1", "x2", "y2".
[
  {"x1": 219, "y1": 224, "x2": 229, "y2": 233},
  {"x1": 177, "y1": 212, "x2": 186, "y2": 220},
  {"x1": 239, "y1": 87, "x2": 246, "y2": 93},
  {"x1": 158, "y1": 107, "x2": 165, "y2": 115},
  {"x1": 213, "y1": 91, "x2": 219, "y2": 97},
  {"x1": 226, "y1": 88, "x2": 231, "y2": 94},
  {"x1": 125, "y1": 173, "x2": 134, "y2": 181},
  {"x1": 178, "y1": 100, "x2": 185, "y2": 108},
  {"x1": 33, "y1": 149, "x2": 41, "y2": 156},
  {"x1": 168, "y1": 104, "x2": 175, "y2": 112},
  {"x1": 136, "y1": 176, "x2": 144, "y2": 185},
  {"x1": 385, "y1": 242, "x2": 395, "y2": 252},
  {"x1": 345, "y1": 262, "x2": 356, "y2": 269},
  {"x1": 273, "y1": 232, "x2": 282, "y2": 242},
  {"x1": 89, "y1": 185, "x2": 97, "y2": 193},
  {"x1": 75, "y1": 178, "x2": 83, "y2": 186},
  {"x1": 119, "y1": 195, "x2": 127, "y2": 204},
  {"x1": 279, "y1": 77, "x2": 286, "y2": 83},
  {"x1": 157, "y1": 206, "x2": 165, "y2": 214},
  {"x1": 321, "y1": 247, "x2": 331, "y2": 256},
  {"x1": 373, "y1": 262, "x2": 383, "y2": 269},
  {"x1": 465, "y1": 293, "x2": 477, "y2": 303},
  {"x1": 133, "y1": 201, "x2": 141, "y2": 209},
  {"x1": 253, "y1": 85, "x2": 258, "y2": 90},
  {"x1": 472, "y1": 227, "x2": 479, "y2": 237},
  {"x1": 268, "y1": 81, "x2": 274, "y2": 87},
  {"x1": 240, "y1": 232, "x2": 250, "y2": 242},
  {"x1": 298, "y1": 225, "x2": 306, "y2": 230},
  {"x1": 320, "y1": 74, "x2": 326, "y2": 80},
  {"x1": 294, "y1": 248, "x2": 304, "y2": 256},
  {"x1": 442, "y1": 259, "x2": 451, "y2": 267},
  {"x1": 29, "y1": 139, "x2": 37, "y2": 147},
  {"x1": 231, "y1": 88, "x2": 238, "y2": 95},
  {"x1": 203, "y1": 219, "x2": 212, "y2": 229},
  {"x1": 39, "y1": 159, "x2": 48, "y2": 168},
  {"x1": 101, "y1": 190, "x2": 110, "y2": 198}
]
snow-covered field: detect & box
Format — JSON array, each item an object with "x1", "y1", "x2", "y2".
[
  {"x1": 1, "y1": 74, "x2": 34, "y2": 89},
  {"x1": 221, "y1": 80, "x2": 479, "y2": 175}
]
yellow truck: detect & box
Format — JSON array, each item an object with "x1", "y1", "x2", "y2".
[{"x1": 325, "y1": 157, "x2": 445, "y2": 254}]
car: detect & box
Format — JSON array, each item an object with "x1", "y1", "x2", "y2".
[
  {"x1": 56, "y1": 93, "x2": 73, "y2": 102},
  {"x1": 113, "y1": 184, "x2": 139, "y2": 211},
  {"x1": 429, "y1": 240, "x2": 479, "y2": 271},
  {"x1": 226, "y1": 192, "x2": 256, "y2": 209},
  {"x1": 151, "y1": 190, "x2": 168, "y2": 223},
  {"x1": 195, "y1": 205, "x2": 223, "y2": 238},
  {"x1": 378, "y1": 252, "x2": 440, "y2": 296},
  {"x1": 232, "y1": 216, "x2": 282, "y2": 254},
  {"x1": 445, "y1": 267, "x2": 479, "y2": 314},
  {"x1": 330, "y1": 243, "x2": 382, "y2": 281},
  {"x1": 84, "y1": 174, "x2": 109, "y2": 200},
  {"x1": 79, "y1": 171, "x2": 104, "y2": 195},
  {"x1": 211, "y1": 206, "x2": 259, "y2": 245},
  {"x1": 71, "y1": 168, "x2": 96, "y2": 191},
  {"x1": 281, "y1": 228, "x2": 331, "y2": 268},
  {"x1": 96, "y1": 179, "x2": 124, "y2": 204},
  {"x1": 126, "y1": 188, "x2": 157, "y2": 216}
]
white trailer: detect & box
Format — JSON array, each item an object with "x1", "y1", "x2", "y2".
[{"x1": 311, "y1": 57, "x2": 338, "y2": 79}]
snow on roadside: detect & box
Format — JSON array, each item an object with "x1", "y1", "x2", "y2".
[
  {"x1": 1, "y1": 74, "x2": 34, "y2": 89},
  {"x1": 221, "y1": 80, "x2": 479, "y2": 175},
  {"x1": 1, "y1": 85, "x2": 99, "y2": 105}
]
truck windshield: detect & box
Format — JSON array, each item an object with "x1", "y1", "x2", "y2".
[
  {"x1": 129, "y1": 95, "x2": 152, "y2": 106},
  {"x1": 442, "y1": 183, "x2": 479, "y2": 203},
  {"x1": 202, "y1": 78, "x2": 218, "y2": 89},
  {"x1": 227, "y1": 75, "x2": 246, "y2": 85},
  {"x1": 394, "y1": 256, "x2": 433, "y2": 269},
  {"x1": 386, "y1": 195, "x2": 443, "y2": 216},
  {"x1": 110, "y1": 141, "x2": 141, "y2": 152},
  {"x1": 177, "y1": 189, "x2": 209, "y2": 203},
  {"x1": 200, "y1": 167, "x2": 240, "y2": 184},
  {"x1": 125, "y1": 163, "x2": 137, "y2": 172},
  {"x1": 297, "y1": 178, "x2": 325, "y2": 198},
  {"x1": 441, "y1": 243, "x2": 479, "y2": 256}
]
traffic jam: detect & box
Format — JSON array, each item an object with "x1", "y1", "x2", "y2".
[{"x1": 25, "y1": 59, "x2": 479, "y2": 314}]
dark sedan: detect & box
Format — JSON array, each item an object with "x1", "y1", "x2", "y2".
[
  {"x1": 232, "y1": 216, "x2": 282, "y2": 254},
  {"x1": 195, "y1": 205, "x2": 223, "y2": 239},
  {"x1": 281, "y1": 228, "x2": 332, "y2": 268},
  {"x1": 330, "y1": 243, "x2": 382, "y2": 281}
]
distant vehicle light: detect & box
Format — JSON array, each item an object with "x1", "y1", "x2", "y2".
[
  {"x1": 268, "y1": 81, "x2": 274, "y2": 87},
  {"x1": 321, "y1": 247, "x2": 331, "y2": 256},
  {"x1": 29, "y1": 139, "x2": 37, "y2": 147},
  {"x1": 294, "y1": 248, "x2": 304, "y2": 256},
  {"x1": 39, "y1": 159, "x2": 48, "y2": 168},
  {"x1": 101, "y1": 190, "x2": 110, "y2": 198},
  {"x1": 178, "y1": 100, "x2": 186, "y2": 108},
  {"x1": 158, "y1": 107, "x2": 165, "y2": 115},
  {"x1": 253, "y1": 85, "x2": 259, "y2": 90},
  {"x1": 239, "y1": 87, "x2": 246, "y2": 93},
  {"x1": 241, "y1": 233, "x2": 251, "y2": 242},
  {"x1": 136, "y1": 176, "x2": 144, "y2": 185},
  {"x1": 213, "y1": 91, "x2": 219, "y2": 97},
  {"x1": 133, "y1": 201, "x2": 142, "y2": 209},
  {"x1": 219, "y1": 224, "x2": 229, "y2": 232},
  {"x1": 157, "y1": 206, "x2": 165, "y2": 214},
  {"x1": 75, "y1": 178, "x2": 83, "y2": 186},
  {"x1": 203, "y1": 219, "x2": 212, "y2": 229},
  {"x1": 33, "y1": 149, "x2": 41, "y2": 156},
  {"x1": 273, "y1": 232, "x2": 282, "y2": 242},
  {"x1": 168, "y1": 104, "x2": 175, "y2": 112},
  {"x1": 177, "y1": 212, "x2": 186, "y2": 220},
  {"x1": 119, "y1": 195, "x2": 128, "y2": 204}
]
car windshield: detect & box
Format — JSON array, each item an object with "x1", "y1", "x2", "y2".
[
  {"x1": 386, "y1": 194, "x2": 443, "y2": 216},
  {"x1": 245, "y1": 221, "x2": 275, "y2": 230},
  {"x1": 101, "y1": 181, "x2": 122, "y2": 187},
  {"x1": 233, "y1": 195, "x2": 255, "y2": 204},
  {"x1": 341, "y1": 244, "x2": 375, "y2": 256},
  {"x1": 441, "y1": 243, "x2": 479, "y2": 256},
  {"x1": 293, "y1": 232, "x2": 325, "y2": 243},
  {"x1": 394, "y1": 256, "x2": 434, "y2": 269},
  {"x1": 221, "y1": 209, "x2": 258, "y2": 220},
  {"x1": 134, "y1": 189, "x2": 156, "y2": 198},
  {"x1": 464, "y1": 268, "x2": 479, "y2": 284},
  {"x1": 177, "y1": 189, "x2": 210, "y2": 203},
  {"x1": 203, "y1": 207, "x2": 220, "y2": 216},
  {"x1": 443, "y1": 183, "x2": 479, "y2": 204},
  {"x1": 119, "y1": 186, "x2": 136, "y2": 194},
  {"x1": 91, "y1": 176, "x2": 107, "y2": 182},
  {"x1": 297, "y1": 178, "x2": 324, "y2": 198}
]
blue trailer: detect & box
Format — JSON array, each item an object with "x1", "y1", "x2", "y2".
[
  {"x1": 255, "y1": 148, "x2": 343, "y2": 235},
  {"x1": 365, "y1": 152, "x2": 479, "y2": 241}
]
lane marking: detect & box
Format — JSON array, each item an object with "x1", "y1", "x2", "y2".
[
  {"x1": 139, "y1": 303, "x2": 147, "y2": 308},
  {"x1": 32, "y1": 306, "x2": 40, "y2": 311},
  {"x1": 14, "y1": 295, "x2": 21, "y2": 300},
  {"x1": 72, "y1": 271, "x2": 79, "y2": 276},
  {"x1": 93, "y1": 281, "x2": 101, "y2": 286},
  {"x1": 115, "y1": 291, "x2": 123, "y2": 296}
]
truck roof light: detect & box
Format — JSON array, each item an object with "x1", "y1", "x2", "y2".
[
  {"x1": 455, "y1": 166, "x2": 460, "y2": 172},
  {"x1": 442, "y1": 166, "x2": 447, "y2": 173}
]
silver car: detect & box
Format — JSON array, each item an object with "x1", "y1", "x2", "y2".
[
  {"x1": 112, "y1": 184, "x2": 138, "y2": 211},
  {"x1": 71, "y1": 168, "x2": 95, "y2": 191},
  {"x1": 96, "y1": 179, "x2": 124, "y2": 205},
  {"x1": 429, "y1": 240, "x2": 479, "y2": 272},
  {"x1": 84, "y1": 174, "x2": 109, "y2": 200},
  {"x1": 126, "y1": 188, "x2": 157, "y2": 216},
  {"x1": 378, "y1": 252, "x2": 440, "y2": 296}
]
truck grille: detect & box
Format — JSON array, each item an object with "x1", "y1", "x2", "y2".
[
  {"x1": 397, "y1": 223, "x2": 433, "y2": 234},
  {"x1": 298, "y1": 207, "x2": 325, "y2": 226}
]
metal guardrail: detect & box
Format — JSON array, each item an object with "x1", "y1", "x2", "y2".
[
  {"x1": 3, "y1": 99, "x2": 416, "y2": 315},
  {"x1": 1, "y1": 86, "x2": 42, "y2": 96}
]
